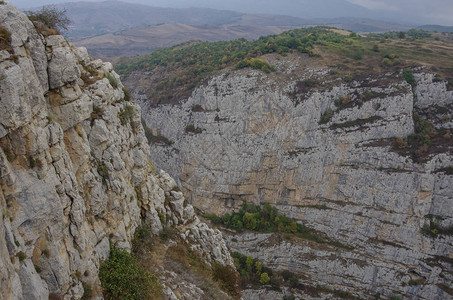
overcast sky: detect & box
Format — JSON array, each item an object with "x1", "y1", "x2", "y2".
[
  {"x1": 347, "y1": 0, "x2": 453, "y2": 25},
  {"x1": 6, "y1": 0, "x2": 453, "y2": 25}
]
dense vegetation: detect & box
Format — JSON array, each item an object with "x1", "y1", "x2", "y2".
[
  {"x1": 99, "y1": 243, "x2": 161, "y2": 300},
  {"x1": 117, "y1": 26, "x2": 453, "y2": 105},
  {"x1": 117, "y1": 26, "x2": 336, "y2": 76},
  {"x1": 116, "y1": 27, "x2": 363, "y2": 104},
  {"x1": 205, "y1": 203, "x2": 351, "y2": 249}
]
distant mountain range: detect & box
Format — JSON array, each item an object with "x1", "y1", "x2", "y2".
[
  {"x1": 418, "y1": 25, "x2": 453, "y2": 33},
  {"x1": 94, "y1": 0, "x2": 427, "y2": 25},
  {"x1": 57, "y1": 1, "x2": 243, "y2": 36},
  {"x1": 58, "y1": 1, "x2": 420, "y2": 58}
]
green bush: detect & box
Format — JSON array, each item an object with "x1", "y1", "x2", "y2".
[
  {"x1": 259, "y1": 272, "x2": 270, "y2": 284},
  {"x1": 403, "y1": 68, "x2": 416, "y2": 87},
  {"x1": 99, "y1": 243, "x2": 161, "y2": 300},
  {"x1": 408, "y1": 113, "x2": 434, "y2": 147},
  {"x1": 237, "y1": 58, "x2": 275, "y2": 73}
]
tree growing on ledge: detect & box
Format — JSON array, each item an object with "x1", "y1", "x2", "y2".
[{"x1": 26, "y1": 6, "x2": 70, "y2": 34}]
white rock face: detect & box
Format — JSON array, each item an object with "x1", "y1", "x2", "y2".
[
  {"x1": 139, "y1": 54, "x2": 453, "y2": 297},
  {"x1": 0, "y1": 3, "x2": 233, "y2": 299}
]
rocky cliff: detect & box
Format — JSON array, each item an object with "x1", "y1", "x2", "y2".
[
  {"x1": 0, "y1": 2, "x2": 233, "y2": 299},
  {"x1": 138, "y1": 50, "x2": 453, "y2": 298}
]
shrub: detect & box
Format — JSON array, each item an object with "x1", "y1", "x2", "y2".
[
  {"x1": 34, "y1": 265, "x2": 42, "y2": 273},
  {"x1": 334, "y1": 96, "x2": 351, "y2": 108},
  {"x1": 99, "y1": 243, "x2": 162, "y2": 299},
  {"x1": 236, "y1": 58, "x2": 275, "y2": 73},
  {"x1": 408, "y1": 113, "x2": 434, "y2": 147},
  {"x1": 26, "y1": 6, "x2": 70, "y2": 34},
  {"x1": 320, "y1": 108, "x2": 334, "y2": 124},
  {"x1": 16, "y1": 251, "x2": 26, "y2": 261},
  {"x1": 205, "y1": 213, "x2": 222, "y2": 224},
  {"x1": 403, "y1": 68, "x2": 416, "y2": 87},
  {"x1": 259, "y1": 272, "x2": 270, "y2": 284}
]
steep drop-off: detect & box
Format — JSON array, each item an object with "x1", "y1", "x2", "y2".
[
  {"x1": 0, "y1": 3, "x2": 233, "y2": 299},
  {"x1": 135, "y1": 44, "x2": 453, "y2": 298}
]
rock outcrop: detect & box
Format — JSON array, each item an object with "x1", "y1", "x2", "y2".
[
  {"x1": 139, "y1": 52, "x2": 453, "y2": 298},
  {"x1": 0, "y1": 2, "x2": 232, "y2": 299}
]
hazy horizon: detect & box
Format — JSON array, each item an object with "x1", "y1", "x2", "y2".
[{"x1": 6, "y1": 0, "x2": 453, "y2": 26}]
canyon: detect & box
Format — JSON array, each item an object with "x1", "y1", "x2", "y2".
[{"x1": 133, "y1": 42, "x2": 453, "y2": 299}]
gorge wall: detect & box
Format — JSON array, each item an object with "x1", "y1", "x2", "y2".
[
  {"x1": 138, "y1": 51, "x2": 453, "y2": 298},
  {"x1": 0, "y1": 2, "x2": 233, "y2": 299}
]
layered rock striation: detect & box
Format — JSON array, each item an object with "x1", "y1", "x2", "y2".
[
  {"x1": 140, "y1": 52, "x2": 453, "y2": 298},
  {"x1": 0, "y1": 2, "x2": 232, "y2": 299}
]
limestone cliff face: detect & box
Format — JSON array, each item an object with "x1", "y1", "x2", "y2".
[
  {"x1": 140, "y1": 52, "x2": 453, "y2": 298},
  {"x1": 0, "y1": 3, "x2": 232, "y2": 299}
]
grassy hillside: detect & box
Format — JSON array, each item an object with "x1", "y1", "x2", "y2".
[{"x1": 117, "y1": 27, "x2": 453, "y2": 105}]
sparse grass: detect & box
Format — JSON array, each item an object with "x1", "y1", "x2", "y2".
[
  {"x1": 105, "y1": 72, "x2": 118, "y2": 89},
  {"x1": 122, "y1": 87, "x2": 131, "y2": 101},
  {"x1": 91, "y1": 106, "x2": 104, "y2": 120},
  {"x1": 131, "y1": 224, "x2": 240, "y2": 299},
  {"x1": 118, "y1": 105, "x2": 135, "y2": 126},
  {"x1": 0, "y1": 26, "x2": 12, "y2": 53},
  {"x1": 97, "y1": 162, "x2": 109, "y2": 185}
]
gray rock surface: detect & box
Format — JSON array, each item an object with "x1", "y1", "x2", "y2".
[
  {"x1": 139, "y1": 53, "x2": 453, "y2": 299},
  {"x1": 0, "y1": 3, "x2": 233, "y2": 299}
]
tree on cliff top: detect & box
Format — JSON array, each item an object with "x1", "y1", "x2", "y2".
[{"x1": 26, "y1": 6, "x2": 70, "y2": 34}]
